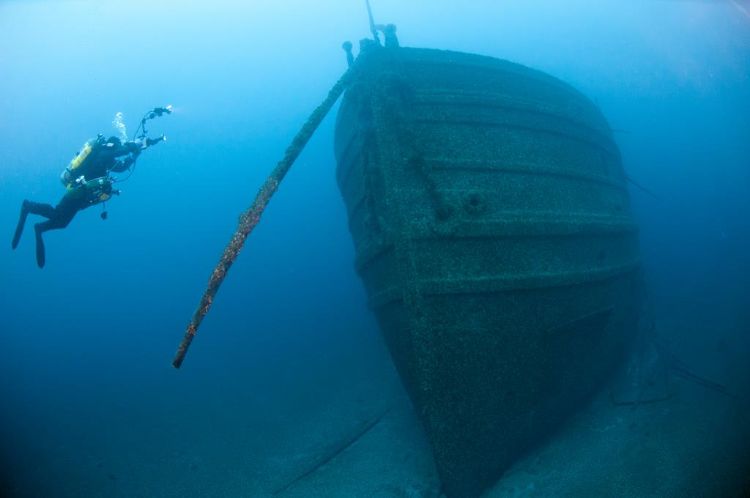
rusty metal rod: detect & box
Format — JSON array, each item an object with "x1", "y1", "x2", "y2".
[{"x1": 172, "y1": 66, "x2": 356, "y2": 368}]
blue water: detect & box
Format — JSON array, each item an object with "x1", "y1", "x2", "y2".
[{"x1": 2, "y1": 1, "x2": 748, "y2": 497}]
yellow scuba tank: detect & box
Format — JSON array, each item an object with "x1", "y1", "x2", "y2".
[
  {"x1": 61, "y1": 140, "x2": 95, "y2": 188},
  {"x1": 70, "y1": 141, "x2": 92, "y2": 171}
]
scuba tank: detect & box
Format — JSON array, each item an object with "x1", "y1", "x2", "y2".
[
  {"x1": 61, "y1": 140, "x2": 93, "y2": 187},
  {"x1": 61, "y1": 135, "x2": 105, "y2": 188}
]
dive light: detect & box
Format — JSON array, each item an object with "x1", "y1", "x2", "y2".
[{"x1": 147, "y1": 105, "x2": 173, "y2": 120}]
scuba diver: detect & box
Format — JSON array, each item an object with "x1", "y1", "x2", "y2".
[{"x1": 11, "y1": 106, "x2": 172, "y2": 268}]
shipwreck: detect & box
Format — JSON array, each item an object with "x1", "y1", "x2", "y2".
[{"x1": 175, "y1": 36, "x2": 641, "y2": 498}]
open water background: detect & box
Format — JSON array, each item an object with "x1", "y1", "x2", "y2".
[{"x1": 1, "y1": 1, "x2": 748, "y2": 496}]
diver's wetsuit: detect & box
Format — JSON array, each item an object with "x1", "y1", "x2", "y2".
[
  {"x1": 12, "y1": 188, "x2": 92, "y2": 267},
  {"x1": 11, "y1": 136, "x2": 155, "y2": 268}
]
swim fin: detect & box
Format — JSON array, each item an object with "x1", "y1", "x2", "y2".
[
  {"x1": 34, "y1": 224, "x2": 45, "y2": 268},
  {"x1": 11, "y1": 200, "x2": 29, "y2": 250}
]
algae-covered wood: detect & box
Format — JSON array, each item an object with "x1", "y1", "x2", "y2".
[{"x1": 335, "y1": 47, "x2": 641, "y2": 498}]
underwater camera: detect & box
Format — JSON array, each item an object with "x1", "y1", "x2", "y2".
[{"x1": 135, "y1": 105, "x2": 173, "y2": 140}]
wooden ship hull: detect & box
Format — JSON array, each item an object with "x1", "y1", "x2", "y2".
[{"x1": 334, "y1": 47, "x2": 641, "y2": 497}]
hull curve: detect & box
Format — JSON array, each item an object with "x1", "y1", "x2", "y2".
[{"x1": 335, "y1": 47, "x2": 641, "y2": 498}]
